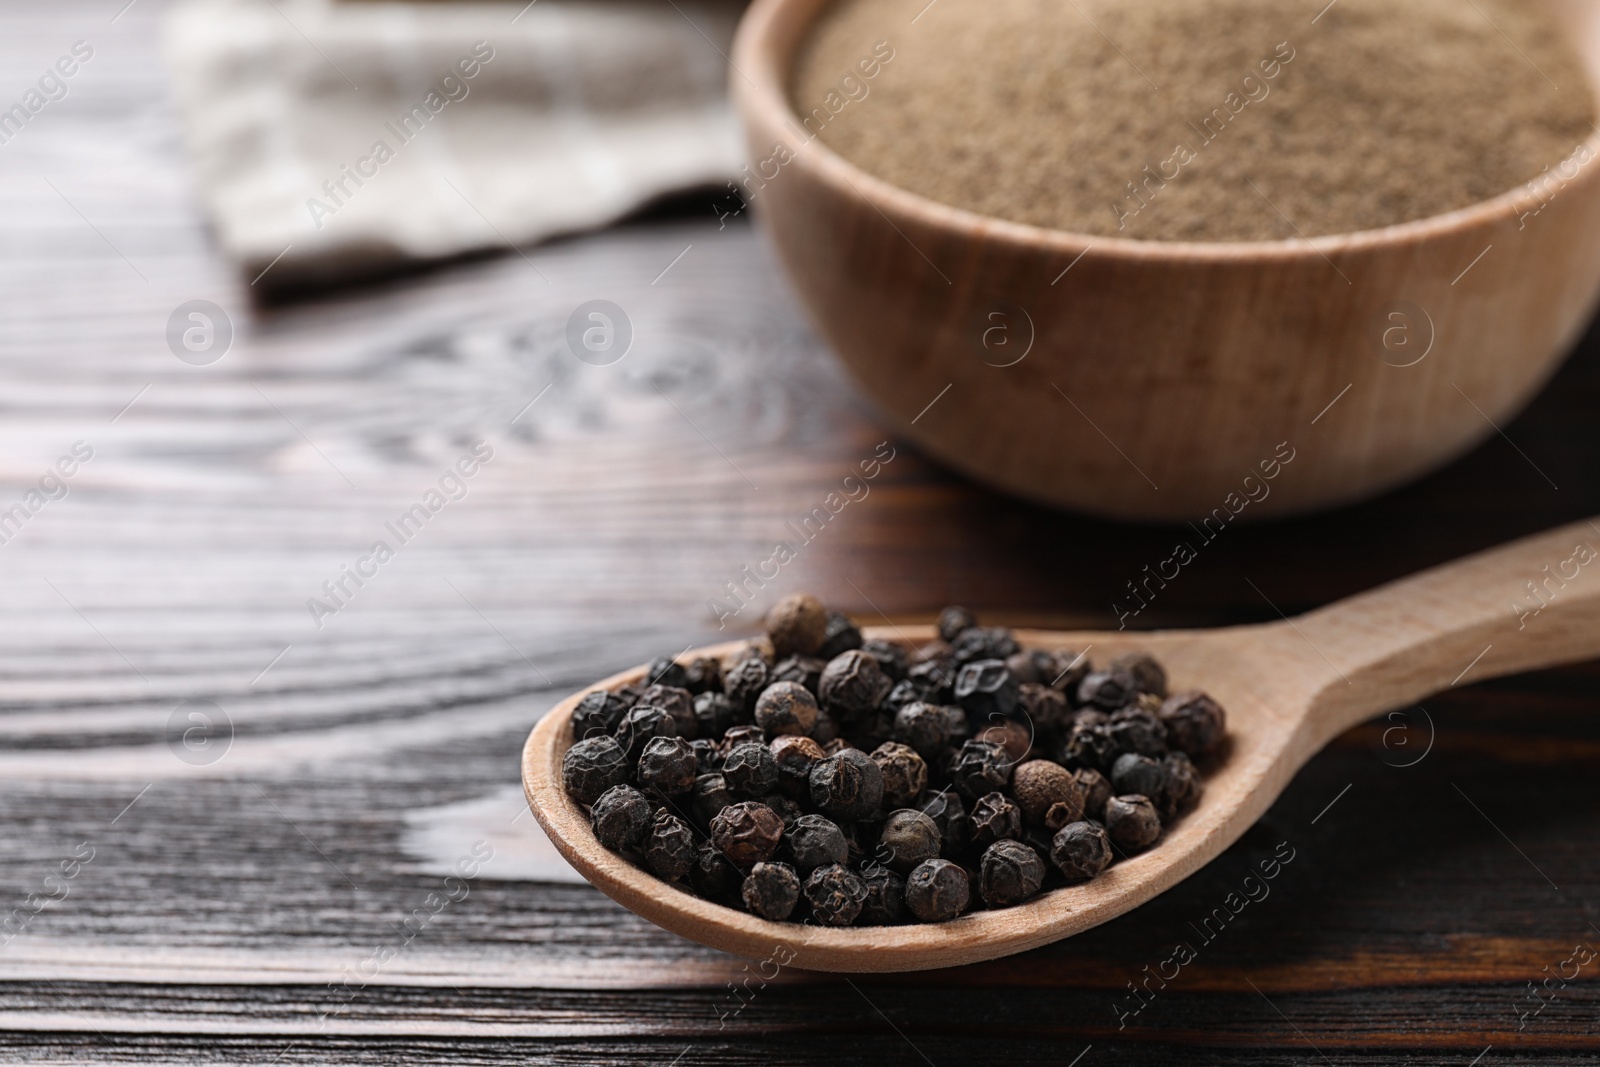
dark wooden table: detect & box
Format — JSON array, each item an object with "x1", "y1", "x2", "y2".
[{"x1": 1, "y1": 2, "x2": 1597, "y2": 1062}]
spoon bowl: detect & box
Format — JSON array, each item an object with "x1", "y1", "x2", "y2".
[{"x1": 523, "y1": 519, "x2": 1600, "y2": 971}]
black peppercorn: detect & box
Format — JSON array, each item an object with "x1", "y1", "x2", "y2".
[
  {"x1": 1105, "y1": 794, "x2": 1162, "y2": 851},
  {"x1": 817, "y1": 611, "x2": 863, "y2": 658},
  {"x1": 719, "y1": 723, "x2": 764, "y2": 756},
  {"x1": 1110, "y1": 752, "x2": 1167, "y2": 803},
  {"x1": 766, "y1": 593, "x2": 829, "y2": 657},
  {"x1": 892, "y1": 701, "x2": 952, "y2": 758},
  {"x1": 916, "y1": 790, "x2": 970, "y2": 856},
  {"x1": 561, "y1": 595, "x2": 1227, "y2": 922},
  {"x1": 754, "y1": 680, "x2": 820, "y2": 737},
  {"x1": 809, "y1": 748, "x2": 885, "y2": 821},
  {"x1": 636, "y1": 684, "x2": 697, "y2": 740},
  {"x1": 682, "y1": 656, "x2": 723, "y2": 695},
  {"x1": 949, "y1": 626, "x2": 1019, "y2": 665},
  {"x1": 954, "y1": 658, "x2": 1020, "y2": 721},
  {"x1": 690, "y1": 839, "x2": 740, "y2": 901},
  {"x1": 1160, "y1": 751, "x2": 1202, "y2": 819},
  {"x1": 905, "y1": 858, "x2": 970, "y2": 922},
  {"x1": 1158, "y1": 690, "x2": 1227, "y2": 759},
  {"x1": 1077, "y1": 667, "x2": 1139, "y2": 711},
  {"x1": 591, "y1": 784, "x2": 652, "y2": 852},
  {"x1": 741, "y1": 861, "x2": 802, "y2": 920},
  {"x1": 877, "y1": 809, "x2": 942, "y2": 872},
  {"x1": 1111, "y1": 651, "x2": 1167, "y2": 699},
  {"x1": 1073, "y1": 767, "x2": 1113, "y2": 821},
  {"x1": 637, "y1": 736, "x2": 698, "y2": 797},
  {"x1": 1010, "y1": 759, "x2": 1086, "y2": 830},
  {"x1": 883, "y1": 678, "x2": 924, "y2": 717},
  {"x1": 722, "y1": 741, "x2": 781, "y2": 798},
  {"x1": 976, "y1": 718, "x2": 1034, "y2": 765},
  {"x1": 1106, "y1": 706, "x2": 1169, "y2": 760},
  {"x1": 1060, "y1": 713, "x2": 1117, "y2": 771},
  {"x1": 803, "y1": 863, "x2": 867, "y2": 926},
  {"x1": 711, "y1": 801, "x2": 784, "y2": 868},
  {"x1": 614, "y1": 704, "x2": 677, "y2": 762},
  {"x1": 1046, "y1": 649, "x2": 1091, "y2": 696},
  {"x1": 907, "y1": 659, "x2": 957, "y2": 704},
  {"x1": 723, "y1": 656, "x2": 770, "y2": 719},
  {"x1": 937, "y1": 605, "x2": 978, "y2": 642},
  {"x1": 1017, "y1": 683, "x2": 1073, "y2": 742},
  {"x1": 572, "y1": 690, "x2": 631, "y2": 741},
  {"x1": 870, "y1": 742, "x2": 928, "y2": 808},
  {"x1": 979, "y1": 839, "x2": 1046, "y2": 907},
  {"x1": 693, "y1": 691, "x2": 735, "y2": 739},
  {"x1": 1005, "y1": 650, "x2": 1043, "y2": 685},
  {"x1": 821, "y1": 737, "x2": 856, "y2": 757},
  {"x1": 860, "y1": 638, "x2": 908, "y2": 681},
  {"x1": 764, "y1": 793, "x2": 805, "y2": 828},
  {"x1": 786, "y1": 813, "x2": 848, "y2": 873},
  {"x1": 562, "y1": 735, "x2": 629, "y2": 805},
  {"x1": 771, "y1": 654, "x2": 826, "y2": 695},
  {"x1": 691, "y1": 772, "x2": 733, "y2": 826},
  {"x1": 970, "y1": 791, "x2": 1023, "y2": 848},
  {"x1": 859, "y1": 867, "x2": 906, "y2": 925},
  {"x1": 1050, "y1": 820, "x2": 1112, "y2": 881},
  {"x1": 645, "y1": 656, "x2": 688, "y2": 690},
  {"x1": 844, "y1": 709, "x2": 895, "y2": 753},
  {"x1": 770, "y1": 735, "x2": 826, "y2": 800},
  {"x1": 818, "y1": 649, "x2": 893, "y2": 718},
  {"x1": 949, "y1": 739, "x2": 1013, "y2": 799},
  {"x1": 646, "y1": 811, "x2": 697, "y2": 882},
  {"x1": 688, "y1": 738, "x2": 723, "y2": 775}
]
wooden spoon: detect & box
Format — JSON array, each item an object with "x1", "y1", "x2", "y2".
[{"x1": 522, "y1": 518, "x2": 1600, "y2": 972}]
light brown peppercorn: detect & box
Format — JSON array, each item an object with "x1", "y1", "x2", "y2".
[
  {"x1": 1010, "y1": 759, "x2": 1086, "y2": 830},
  {"x1": 766, "y1": 593, "x2": 829, "y2": 657}
]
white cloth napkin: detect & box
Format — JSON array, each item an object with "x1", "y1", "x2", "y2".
[{"x1": 164, "y1": 0, "x2": 744, "y2": 290}]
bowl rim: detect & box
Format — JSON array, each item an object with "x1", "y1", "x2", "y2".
[{"x1": 731, "y1": 0, "x2": 1600, "y2": 264}]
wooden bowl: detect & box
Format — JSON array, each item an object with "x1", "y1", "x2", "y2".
[{"x1": 730, "y1": 0, "x2": 1600, "y2": 521}]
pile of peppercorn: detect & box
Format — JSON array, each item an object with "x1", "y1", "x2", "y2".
[{"x1": 561, "y1": 594, "x2": 1227, "y2": 926}]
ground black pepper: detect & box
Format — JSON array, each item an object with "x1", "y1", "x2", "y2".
[{"x1": 560, "y1": 600, "x2": 1228, "y2": 925}]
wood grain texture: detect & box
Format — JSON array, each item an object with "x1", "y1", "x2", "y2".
[
  {"x1": 0, "y1": 0, "x2": 1598, "y2": 1062},
  {"x1": 733, "y1": 0, "x2": 1600, "y2": 521}
]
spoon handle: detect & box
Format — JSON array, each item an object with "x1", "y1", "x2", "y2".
[{"x1": 1286, "y1": 517, "x2": 1600, "y2": 743}]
